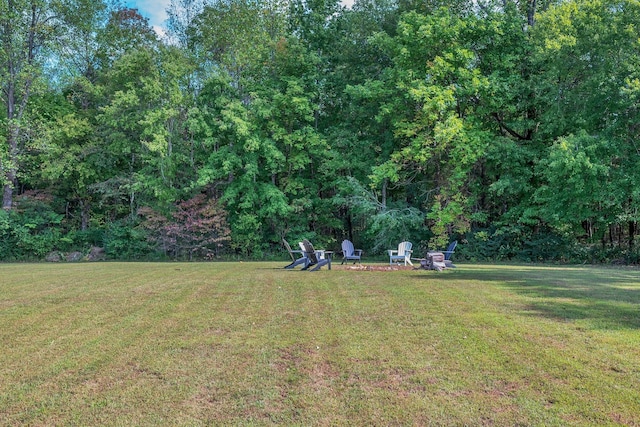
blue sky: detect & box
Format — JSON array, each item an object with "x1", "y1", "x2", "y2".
[{"x1": 126, "y1": 0, "x2": 354, "y2": 37}]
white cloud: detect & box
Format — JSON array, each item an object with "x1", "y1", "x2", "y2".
[
  {"x1": 126, "y1": 0, "x2": 170, "y2": 35},
  {"x1": 153, "y1": 25, "x2": 167, "y2": 39}
]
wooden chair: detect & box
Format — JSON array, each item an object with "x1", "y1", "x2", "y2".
[
  {"x1": 388, "y1": 241, "x2": 413, "y2": 265},
  {"x1": 282, "y1": 239, "x2": 308, "y2": 269},
  {"x1": 300, "y1": 239, "x2": 332, "y2": 271},
  {"x1": 442, "y1": 240, "x2": 457, "y2": 268},
  {"x1": 340, "y1": 239, "x2": 363, "y2": 264}
]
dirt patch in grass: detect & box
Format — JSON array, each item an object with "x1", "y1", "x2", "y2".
[{"x1": 343, "y1": 265, "x2": 416, "y2": 271}]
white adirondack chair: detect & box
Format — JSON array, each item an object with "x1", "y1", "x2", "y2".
[{"x1": 388, "y1": 241, "x2": 413, "y2": 265}]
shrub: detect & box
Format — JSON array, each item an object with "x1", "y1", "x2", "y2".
[
  {"x1": 103, "y1": 220, "x2": 156, "y2": 260},
  {"x1": 139, "y1": 194, "x2": 231, "y2": 260},
  {"x1": 0, "y1": 193, "x2": 66, "y2": 260}
]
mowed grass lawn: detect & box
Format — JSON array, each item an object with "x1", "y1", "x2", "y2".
[{"x1": 1, "y1": 262, "x2": 639, "y2": 426}]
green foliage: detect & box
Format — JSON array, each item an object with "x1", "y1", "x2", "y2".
[
  {"x1": 229, "y1": 213, "x2": 267, "y2": 257},
  {"x1": 339, "y1": 177, "x2": 426, "y2": 253},
  {"x1": 194, "y1": 32, "x2": 331, "y2": 251},
  {"x1": 535, "y1": 132, "x2": 615, "y2": 238},
  {"x1": 3, "y1": 0, "x2": 640, "y2": 262},
  {"x1": 66, "y1": 227, "x2": 105, "y2": 249},
  {"x1": 0, "y1": 193, "x2": 65, "y2": 260},
  {"x1": 103, "y1": 220, "x2": 156, "y2": 260},
  {"x1": 463, "y1": 225, "x2": 574, "y2": 262},
  {"x1": 365, "y1": 9, "x2": 491, "y2": 247}
]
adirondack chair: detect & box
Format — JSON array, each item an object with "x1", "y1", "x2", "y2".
[
  {"x1": 340, "y1": 239, "x2": 363, "y2": 264},
  {"x1": 443, "y1": 240, "x2": 457, "y2": 268},
  {"x1": 388, "y1": 241, "x2": 413, "y2": 265},
  {"x1": 300, "y1": 239, "x2": 332, "y2": 271},
  {"x1": 282, "y1": 239, "x2": 308, "y2": 269}
]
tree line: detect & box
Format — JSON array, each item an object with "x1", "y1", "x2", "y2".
[{"x1": 1, "y1": 0, "x2": 639, "y2": 262}]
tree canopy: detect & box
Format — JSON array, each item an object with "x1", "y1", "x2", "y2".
[{"x1": 1, "y1": 0, "x2": 639, "y2": 262}]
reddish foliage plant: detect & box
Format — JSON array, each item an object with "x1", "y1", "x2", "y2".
[{"x1": 140, "y1": 194, "x2": 231, "y2": 259}]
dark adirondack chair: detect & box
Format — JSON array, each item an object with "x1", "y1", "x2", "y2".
[
  {"x1": 300, "y1": 239, "x2": 332, "y2": 271},
  {"x1": 282, "y1": 239, "x2": 308, "y2": 269},
  {"x1": 340, "y1": 240, "x2": 363, "y2": 264},
  {"x1": 443, "y1": 240, "x2": 457, "y2": 268}
]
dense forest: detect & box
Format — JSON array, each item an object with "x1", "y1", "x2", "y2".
[{"x1": 1, "y1": 0, "x2": 639, "y2": 262}]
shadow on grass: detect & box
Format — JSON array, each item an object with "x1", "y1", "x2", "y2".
[{"x1": 421, "y1": 265, "x2": 640, "y2": 330}]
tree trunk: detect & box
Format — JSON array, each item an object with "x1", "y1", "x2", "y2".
[
  {"x1": 381, "y1": 179, "x2": 387, "y2": 209},
  {"x1": 2, "y1": 121, "x2": 19, "y2": 210},
  {"x1": 80, "y1": 200, "x2": 90, "y2": 231},
  {"x1": 2, "y1": 174, "x2": 15, "y2": 209},
  {"x1": 2, "y1": 9, "x2": 16, "y2": 209},
  {"x1": 1, "y1": 0, "x2": 42, "y2": 209},
  {"x1": 527, "y1": 0, "x2": 537, "y2": 27}
]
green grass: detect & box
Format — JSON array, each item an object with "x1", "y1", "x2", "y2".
[{"x1": 1, "y1": 262, "x2": 639, "y2": 426}]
